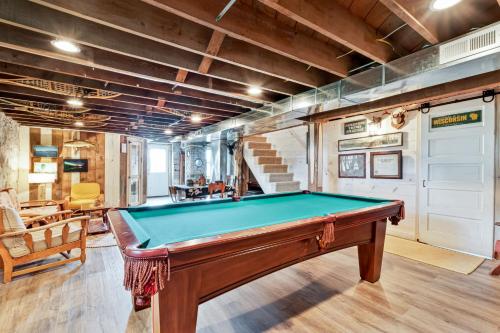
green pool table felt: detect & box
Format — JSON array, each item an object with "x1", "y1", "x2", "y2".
[{"x1": 120, "y1": 192, "x2": 391, "y2": 248}]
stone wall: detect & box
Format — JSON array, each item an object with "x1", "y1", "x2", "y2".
[
  {"x1": 0, "y1": 112, "x2": 20, "y2": 189},
  {"x1": 184, "y1": 144, "x2": 207, "y2": 181}
]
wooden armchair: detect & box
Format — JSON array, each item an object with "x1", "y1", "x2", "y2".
[
  {"x1": 1, "y1": 188, "x2": 63, "y2": 218},
  {"x1": 0, "y1": 206, "x2": 89, "y2": 283}
]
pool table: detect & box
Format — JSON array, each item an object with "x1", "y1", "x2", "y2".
[{"x1": 108, "y1": 191, "x2": 404, "y2": 333}]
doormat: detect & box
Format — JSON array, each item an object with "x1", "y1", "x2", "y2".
[
  {"x1": 87, "y1": 233, "x2": 117, "y2": 248},
  {"x1": 384, "y1": 235, "x2": 484, "y2": 274}
]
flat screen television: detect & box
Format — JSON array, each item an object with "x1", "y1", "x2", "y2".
[
  {"x1": 33, "y1": 145, "x2": 58, "y2": 158},
  {"x1": 63, "y1": 159, "x2": 88, "y2": 173}
]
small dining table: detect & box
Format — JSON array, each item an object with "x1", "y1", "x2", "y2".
[{"x1": 173, "y1": 184, "x2": 233, "y2": 200}]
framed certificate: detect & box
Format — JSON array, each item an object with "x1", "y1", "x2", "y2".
[
  {"x1": 338, "y1": 153, "x2": 366, "y2": 178},
  {"x1": 370, "y1": 151, "x2": 402, "y2": 179}
]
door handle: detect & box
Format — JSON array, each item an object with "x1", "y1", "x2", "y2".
[{"x1": 422, "y1": 180, "x2": 426, "y2": 188}]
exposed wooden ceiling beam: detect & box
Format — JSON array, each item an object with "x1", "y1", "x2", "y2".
[
  {"x1": 2, "y1": 114, "x2": 177, "y2": 138},
  {"x1": 0, "y1": 23, "x2": 286, "y2": 103},
  {"x1": 199, "y1": 31, "x2": 226, "y2": 74},
  {"x1": 175, "y1": 69, "x2": 189, "y2": 83},
  {"x1": 0, "y1": 0, "x2": 300, "y2": 94},
  {"x1": 0, "y1": 109, "x2": 199, "y2": 131},
  {"x1": 0, "y1": 84, "x2": 235, "y2": 119},
  {"x1": 0, "y1": 62, "x2": 250, "y2": 114},
  {"x1": 1, "y1": 110, "x2": 181, "y2": 139},
  {"x1": 0, "y1": 107, "x2": 216, "y2": 137},
  {"x1": 305, "y1": 71, "x2": 500, "y2": 122},
  {"x1": 258, "y1": 0, "x2": 392, "y2": 63},
  {"x1": 379, "y1": 0, "x2": 440, "y2": 44},
  {"x1": 142, "y1": 0, "x2": 351, "y2": 76},
  {"x1": 0, "y1": 48, "x2": 260, "y2": 109},
  {"x1": 0, "y1": 96, "x2": 213, "y2": 131},
  {"x1": 0, "y1": 85, "x2": 223, "y2": 125},
  {"x1": 0, "y1": 0, "x2": 301, "y2": 95},
  {"x1": 31, "y1": 0, "x2": 335, "y2": 87}
]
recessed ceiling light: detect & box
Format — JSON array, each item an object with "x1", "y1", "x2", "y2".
[
  {"x1": 51, "y1": 39, "x2": 81, "y2": 53},
  {"x1": 191, "y1": 114, "x2": 202, "y2": 123},
  {"x1": 74, "y1": 121, "x2": 84, "y2": 127},
  {"x1": 67, "y1": 98, "x2": 83, "y2": 107},
  {"x1": 164, "y1": 128, "x2": 173, "y2": 135},
  {"x1": 247, "y1": 86, "x2": 263, "y2": 96},
  {"x1": 430, "y1": 0, "x2": 461, "y2": 10}
]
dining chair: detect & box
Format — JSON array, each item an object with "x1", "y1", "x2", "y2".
[
  {"x1": 168, "y1": 186, "x2": 178, "y2": 203},
  {"x1": 208, "y1": 183, "x2": 226, "y2": 199}
]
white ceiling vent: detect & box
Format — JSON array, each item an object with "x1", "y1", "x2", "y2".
[{"x1": 439, "y1": 22, "x2": 499, "y2": 65}]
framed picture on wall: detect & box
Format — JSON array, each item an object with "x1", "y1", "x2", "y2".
[
  {"x1": 63, "y1": 159, "x2": 88, "y2": 173},
  {"x1": 370, "y1": 151, "x2": 402, "y2": 179},
  {"x1": 32, "y1": 145, "x2": 58, "y2": 157},
  {"x1": 338, "y1": 153, "x2": 366, "y2": 178},
  {"x1": 33, "y1": 162, "x2": 57, "y2": 173},
  {"x1": 343, "y1": 119, "x2": 367, "y2": 135},
  {"x1": 338, "y1": 132, "x2": 403, "y2": 152}
]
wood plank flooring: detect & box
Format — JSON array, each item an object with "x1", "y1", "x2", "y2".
[{"x1": 0, "y1": 245, "x2": 499, "y2": 333}]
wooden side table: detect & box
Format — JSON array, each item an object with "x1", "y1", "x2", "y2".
[{"x1": 72, "y1": 206, "x2": 110, "y2": 235}]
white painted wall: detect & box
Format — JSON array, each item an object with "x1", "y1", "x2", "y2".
[
  {"x1": 322, "y1": 110, "x2": 419, "y2": 240},
  {"x1": 264, "y1": 126, "x2": 308, "y2": 190}
]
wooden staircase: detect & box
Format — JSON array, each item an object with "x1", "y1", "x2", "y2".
[{"x1": 243, "y1": 135, "x2": 301, "y2": 193}]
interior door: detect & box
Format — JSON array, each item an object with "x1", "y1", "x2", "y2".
[
  {"x1": 419, "y1": 99, "x2": 495, "y2": 257},
  {"x1": 128, "y1": 140, "x2": 142, "y2": 206},
  {"x1": 147, "y1": 144, "x2": 171, "y2": 197}
]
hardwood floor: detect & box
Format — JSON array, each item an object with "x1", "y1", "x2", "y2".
[{"x1": 0, "y1": 245, "x2": 499, "y2": 333}]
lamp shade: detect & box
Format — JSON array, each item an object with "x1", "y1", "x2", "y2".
[{"x1": 28, "y1": 173, "x2": 57, "y2": 184}]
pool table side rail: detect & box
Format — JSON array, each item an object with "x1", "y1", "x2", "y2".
[
  {"x1": 123, "y1": 191, "x2": 394, "y2": 214},
  {"x1": 163, "y1": 200, "x2": 403, "y2": 254},
  {"x1": 108, "y1": 199, "x2": 404, "y2": 262}
]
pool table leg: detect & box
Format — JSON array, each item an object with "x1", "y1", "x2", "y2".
[
  {"x1": 152, "y1": 269, "x2": 201, "y2": 333},
  {"x1": 357, "y1": 220, "x2": 387, "y2": 283}
]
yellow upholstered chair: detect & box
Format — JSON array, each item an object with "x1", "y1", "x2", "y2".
[
  {"x1": 64, "y1": 183, "x2": 104, "y2": 210},
  {"x1": 0, "y1": 202, "x2": 88, "y2": 283}
]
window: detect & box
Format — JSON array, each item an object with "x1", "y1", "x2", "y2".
[{"x1": 149, "y1": 148, "x2": 167, "y2": 173}]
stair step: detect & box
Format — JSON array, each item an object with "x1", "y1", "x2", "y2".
[
  {"x1": 274, "y1": 181, "x2": 301, "y2": 192},
  {"x1": 263, "y1": 164, "x2": 288, "y2": 173},
  {"x1": 253, "y1": 149, "x2": 277, "y2": 157},
  {"x1": 258, "y1": 156, "x2": 282, "y2": 165},
  {"x1": 246, "y1": 136, "x2": 267, "y2": 143},
  {"x1": 247, "y1": 142, "x2": 271, "y2": 149},
  {"x1": 268, "y1": 173, "x2": 294, "y2": 182}
]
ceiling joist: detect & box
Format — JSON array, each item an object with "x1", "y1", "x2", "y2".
[
  {"x1": 30, "y1": 0, "x2": 335, "y2": 88},
  {"x1": 379, "y1": 0, "x2": 440, "y2": 44},
  {"x1": 258, "y1": 0, "x2": 393, "y2": 63},
  {"x1": 141, "y1": 0, "x2": 351, "y2": 76},
  {"x1": 0, "y1": 52, "x2": 260, "y2": 110}
]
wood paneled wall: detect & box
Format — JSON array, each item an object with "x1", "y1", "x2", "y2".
[{"x1": 28, "y1": 128, "x2": 106, "y2": 201}]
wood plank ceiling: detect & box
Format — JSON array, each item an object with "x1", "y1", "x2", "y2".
[{"x1": 0, "y1": 0, "x2": 498, "y2": 140}]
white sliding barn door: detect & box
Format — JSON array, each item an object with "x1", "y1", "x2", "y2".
[{"x1": 419, "y1": 99, "x2": 495, "y2": 257}]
